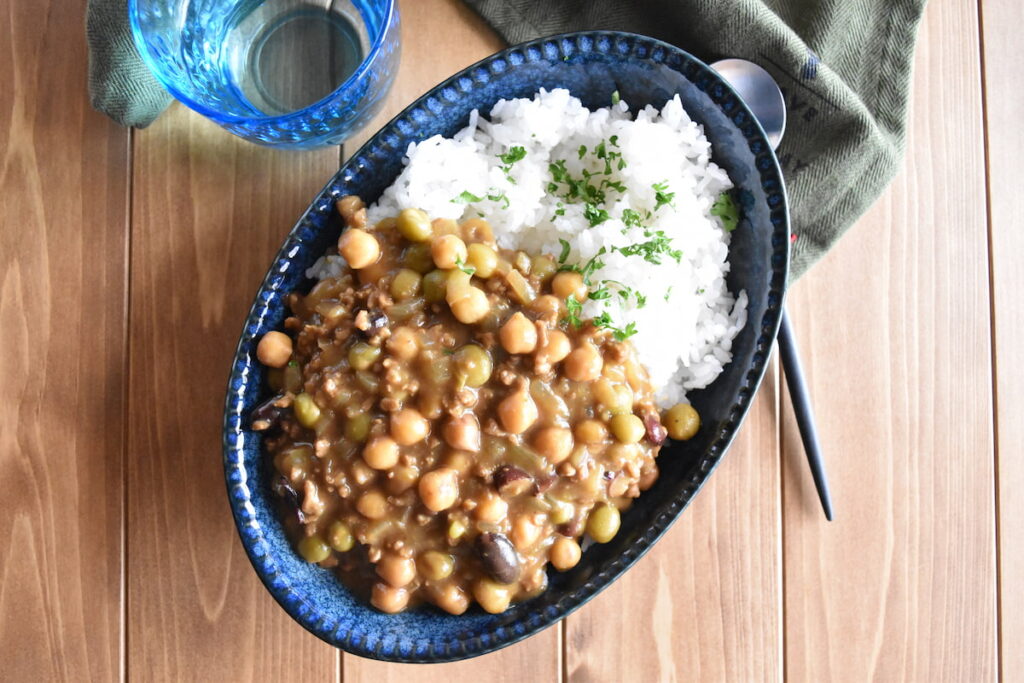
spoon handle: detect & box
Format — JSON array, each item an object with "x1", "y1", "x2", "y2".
[{"x1": 777, "y1": 309, "x2": 834, "y2": 521}]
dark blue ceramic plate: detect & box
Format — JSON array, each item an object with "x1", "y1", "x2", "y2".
[{"x1": 224, "y1": 31, "x2": 789, "y2": 663}]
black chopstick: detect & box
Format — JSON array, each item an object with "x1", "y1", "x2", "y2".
[{"x1": 777, "y1": 309, "x2": 834, "y2": 521}]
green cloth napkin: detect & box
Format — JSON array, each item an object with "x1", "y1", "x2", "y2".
[
  {"x1": 465, "y1": 0, "x2": 926, "y2": 277},
  {"x1": 87, "y1": 0, "x2": 925, "y2": 276}
]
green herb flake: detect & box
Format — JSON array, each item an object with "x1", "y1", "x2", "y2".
[
  {"x1": 611, "y1": 90, "x2": 621, "y2": 105},
  {"x1": 557, "y1": 238, "x2": 572, "y2": 264},
  {"x1": 583, "y1": 203, "x2": 610, "y2": 227},
  {"x1": 613, "y1": 321, "x2": 638, "y2": 341},
  {"x1": 653, "y1": 181, "x2": 676, "y2": 211},
  {"x1": 577, "y1": 145, "x2": 588, "y2": 160},
  {"x1": 664, "y1": 286, "x2": 674, "y2": 302},
  {"x1": 455, "y1": 256, "x2": 476, "y2": 276},
  {"x1": 486, "y1": 190, "x2": 510, "y2": 210},
  {"x1": 497, "y1": 146, "x2": 527, "y2": 166},
  {"x1": 710, "y1": 191, "x2": 741, "y2": 231},
  {"x1": 562, "y1": 295, "x2": 583, "y2": 329},
  {"x1": 452, "y1": 190, "x2": 484, "y2": 204}
]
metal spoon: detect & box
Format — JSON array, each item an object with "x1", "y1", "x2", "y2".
[{"x1": 711, "y1": 58, "x2": 834, "y2": 521}]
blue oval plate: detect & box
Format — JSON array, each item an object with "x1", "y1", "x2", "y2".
[{"x1": 224, "y1": 31, "x2": 789, "y2": 663}]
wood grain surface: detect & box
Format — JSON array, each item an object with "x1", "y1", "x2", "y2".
[
  {"x1": 980, "y1": 0, "x2": 1022, "y2": 678},
  {"x1": 0, "y1": 1, "x2": 128, "y2": 680},
  {"x1": 781, "y1": 0, "x2": 997, "y2": 679},
  {"x1": 126, "y1": 109, "x2": 340, "y2": 681},
  {"x1": 1, "y1": 0, "x2": 1014, "y2": 680}
]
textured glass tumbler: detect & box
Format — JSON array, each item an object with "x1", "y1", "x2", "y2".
[{"x1": 130, "y1": 0, "x2": 400, "y2": 148}]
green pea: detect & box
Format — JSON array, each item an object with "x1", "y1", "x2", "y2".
[
  {"x1": 402, "y1": 243, "x2": 434, "y2": 273},
  {"x1": 453, "y1": 344, "x2": 493, "y2": 388},
  {"x1": 344, "y1": 413, "x2": 371, "y2": 443},
  {"x1": 586, "y1": 504, "x2": 620, "y2": 543},
  {"x1": 390, "y1": 268, "x2": 423, "y2": 300},
  {"x1": 418, "y1": 550, "x2": 455, "y2": 581},
  {"x1": 665, "y1": 403, "x2": 700, "y2": 441},
  {"x1": 327, "y1": 521, "x2": 355, "y2": 552},
  {"x1": 298, "y1": 535, "x2": 331, "y2": 563},
  {"x1": 422, "y1": 269, "x2": 448, "y2": 303},
  {"x1": 293, "y1": 393, "x2": 321, "y2": 429},
  {"x1": 397, "y1": 208, "x2": 433, "y2": 242},
  {"x1": 348, "y1": 342, "x2": 381, "y2": 371},
  {"x1": 531, "y1": 254, "x2": 558, "y2": 283},
  {"x1": 609, "y1": 413, "x2": 645, "y2": 444},
  {"x1": 547, "y1": 498, "x2": 575, "y2": 524}
]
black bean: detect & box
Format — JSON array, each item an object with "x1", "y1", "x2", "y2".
[
  {"x1": 493, "y1": 465, "x2": 533, "y2": 497},
  {"x1": 250, "y1": 394, "x2": 288, "y2": 432},
  {"x1": 474, "y1": 532, "x2": 521, "y2": 584},
  {"x1": 271, "y1": 475, "x2": 306, "y2": 524}
]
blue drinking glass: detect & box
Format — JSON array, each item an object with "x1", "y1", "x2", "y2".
[{"x1": 129, "y1": 0, "x2": 400, "y2": 148}]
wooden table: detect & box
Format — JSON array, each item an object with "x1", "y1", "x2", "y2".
[{"x1": 1, "y1": 0, "x2": 1014, "y2": 679}]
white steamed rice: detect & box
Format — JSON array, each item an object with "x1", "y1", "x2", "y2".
[{"x1": 314, "y1": 88, "x2": 746, "y2": 406}]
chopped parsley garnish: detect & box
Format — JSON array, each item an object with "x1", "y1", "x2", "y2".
[
  {"x1": 454, "y1": 256, "x2": 475, "y2": 276},
  {"x1": 578, "y1": 145, "x2": 588, "y2": 160},
  {"x1": 583, "y1": 203, "x2": 610, "y2": 227},
  {"x1": 497, "y1": 146, "x2": 527, "y2": 183},
  {"x1": 653, "y1": 181, "x2": 675, "y2": 210},
  {"x1": 611, "y1": 90, "x2": 621, "y2": 105},
  {"x1": 557, "y1": 238, "x2": 572, "y2": 264},
  {"x1": 451, "y1": 188, "x2": 509, "y2": 209},
  {"x1": 710, "y1": 191, "x2": 740, "y2": 231},
  {"x1": 562, "y1": 294, "x2": 583, "y2": 328},
  {"x1": 614, "y1": 231, "x2": 682, "y2": 265},
  {"x1": 664, "y1": 286, "x2": 674, "y2": 302},
  {"x1": 497, "y1": 146, "x2": 526, "y2": 166},
  {"x1": 452, "y1": 190, "x2": 484, "y2": 203}
]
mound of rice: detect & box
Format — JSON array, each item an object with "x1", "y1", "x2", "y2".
[{"x1": 328, "y1": 89, "x2": 747, "y2": 406}]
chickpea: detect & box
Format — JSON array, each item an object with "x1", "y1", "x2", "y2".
[
  {"x1": 431, "y1": 234, "x2": 468, "y2": 270},
  {"x1": 549, "y1": 537, "x2": 582, "y2": 571},
  {"x1": 433, "y1": 583, "x2": 470, "y2": 615},
  {"x1": 357, "y1": 490, "x2": 388, "y2": 519},
  {"x1": 474, "y1": 492, "x2": 509, "y2": 523},
  {"x1": 665, "y1": 403, "x2": 701, "y2": 440},
  {"x1": 256, "y1": 331, "x2": 292, "y2": 368},
  {"x1": 499, "y1": 312, "x2": 538, "y2": 354},
  {"x1": 467, "y1": 243, "x2": 498, "y2": 278},
  {"x1": 390, "y1": 268, "x2": 422, "y2": 300},
  {"x1": 444, "y1": 449, "x2": 474, "y2": 473},
  {"x1": 609, "y1": 413, "x2": 645, "y2": 444},
  {"x1": 390, "y1": 408, "x2": 429, "y2": 445},
  {"x1": 548, "y1": 498, "x2": 575, "y2": 524},
  {"x1": 473, "y1": 578, "x2": 514, "y2": 614},
  {"x1": 386, "y1": 327, "x2": 419, "y2": 360},
  {"x1": 327, "y1": 521, "x2": 354, "y2": 552},
  {"x1": 386, "y1": 465, "x2": 420, "y2": 494},
  {"x1": 536, "y1": 329, "x2": 571, "y2": 365},
  {"x1": 336, "y1": 195, "x2": 364, "y2": 223},
  {"x1": 443, "y1": 413, "x2": 481, "y2": 452},
  {"x1": 497, "y1": 384, "x2": 538, "y2": 434},
  {"x1": 564, "y1": 342, "x2": 603, "y2": 382},
  {"x1": 532, "y1": 427, "x2": 574, "y2": 464},
  {"x1": 575, "y1": 419, "x2": 608, "y2": 444},
  {"x1": 552, "y1": 271, "x2": 587, "y2": 301},
  {"x1": 418, "y1": 550, "x2": 455, "y2": 581},
  {"x1": 397, "y1": 207, "x2": 433, "y2": 242},
  {"x1": 432, "y1": 217, "x2": 459, "y2": 236},
  {"x1": 448, "y1": 286, "x2": 490, "y2": 324},
  {"x1": 351, "y1": 460, "x2": 376, "y2": 486},
  {"x1": 460, "y1": 217, "x2": 494, "y2": 243},
  {"x1": 338, "y1": 228, "x2": 380, "y2": 269},
  {"x1": 363, "y1": 435, "x2": 400, "y2": 470},
  {"x1": 371, "y1": 582, "x2": 410, "y2": 614},
  {"x1": 297, "y1": 535, "x2": 331, "y2": 563},
  {"x1": 594, "y1": 378, "x2": 634, "y2": 414},
  {"x1": 586, "y1": 504, "x2": 621, "y2": 543},
  {"x1": 530, "y1": 294, "x2": 563, "y2": 319},
  {"x1": 511, "y1": 514, "x2": 543, "y2": 550},
  {"x1": 376, "y1": 553, "x2": 417, "y2": 588},
  {"x1": 418, "y1": 467, "x2": 460, "y2": 512}
]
